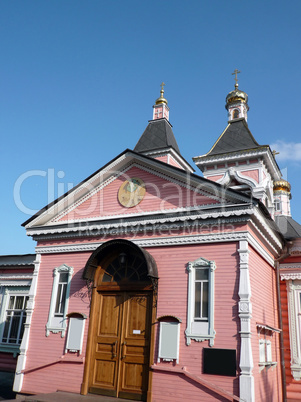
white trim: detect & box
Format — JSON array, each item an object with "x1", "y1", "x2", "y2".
[
  {"x1": 14, "y1": 254, "x2": 41, "y2": 392},
  {"x1": 45, "y1": 264, "x2": 74, "y2": 337},
  {"x1": 238, "y1": 240, "x2": 255, "y2": 402},
  {"x1": 217, "y1": 168, "x2": 257, "y2": 188},
  {"x1": 34, "y1": 230, "x2": 276, "y2": 266},
  {"x1": 194, "y1": 148, "x2": 281, "y2": 181},
  {"x1": 0, "y1": 274, "x2": 33, "y2": 287},
  {"x1": 49, "y1": 201, "x2": 238, "y2": 227},
  {"x1": 286, "y1": 280, "x2": 301, "y2": 380},
  {"x1": 27, "y1": 205, "x2": 255, "y2": 237},
  {"x1": 281, "y1": 273, "x2": 301, "y2": 281},
  {"x1": 185, "y1": 257, "x2": 216, "y2": 346}
]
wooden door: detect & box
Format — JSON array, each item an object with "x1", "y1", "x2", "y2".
[{"x1": 89, "y1": 291, "x2": 152, "y2": 401}]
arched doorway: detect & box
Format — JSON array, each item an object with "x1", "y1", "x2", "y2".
[{"x1": 81, "y1": 240, "x2": 158, "y2": 401}]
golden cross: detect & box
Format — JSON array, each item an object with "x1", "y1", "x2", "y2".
[
  {"x1": 160, "y1": 82, "x2": 165, "y2": 92},
  {"x1": 272, "y1": 150, "x2": 280, "y2": 156},
  {"x1": 232, "y1": 69, "x2": 241, "y2": 86}
]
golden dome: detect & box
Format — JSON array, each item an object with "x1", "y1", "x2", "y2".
[
  {"x1": 226, "y1": 84, "x2": 248, "y2": 106},
  {"x1": 155, "y1": 82, "x2": 168, "y2": 105},
  {"x1": 273, "y1": 179, "x2": 291, "y2": 193}
]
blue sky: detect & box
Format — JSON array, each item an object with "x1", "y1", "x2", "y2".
[{"x1": 1, "y1": 1, "x2": 301, "y2": 254}]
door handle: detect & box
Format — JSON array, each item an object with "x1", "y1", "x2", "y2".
[
  {"x1": 112, "y1": 340, "x2": 118, "y2": 358},
  {"x1": 121, "y1": 341, "x2": 127, "y2": 360}
]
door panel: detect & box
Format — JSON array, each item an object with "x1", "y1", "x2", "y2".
[
  {"x1": 90, "y1": 293, "x2": 123, "y2": 396},
  {"x1": 89, "y1": 291, "x2": 151, "y2": 400},
  {"x1": 119, "y1": 293, "x2": 151, "y2": 398}
]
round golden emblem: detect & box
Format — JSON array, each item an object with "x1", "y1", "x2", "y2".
[{"x1": 118, "y1": 178, "x2": 146, "y2": 208}]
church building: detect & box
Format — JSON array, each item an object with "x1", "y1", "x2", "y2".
[{"x1": 6, "y1": 76, "x2": 301, "y2": 401}]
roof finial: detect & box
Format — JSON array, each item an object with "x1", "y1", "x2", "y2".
[
  {"x1": 232, "y1": 69, "x2": 241, "y2": 89},
  {"x1": 155, "y1": 82, "x2": 168, "y2": 105},
  {"x1": 160, "y1": 82, "x2": 165, "y2": 96}
]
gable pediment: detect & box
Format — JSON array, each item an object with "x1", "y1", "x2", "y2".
[{"x1": 23, "y1": 150, "x2": 252, "y2": 230}]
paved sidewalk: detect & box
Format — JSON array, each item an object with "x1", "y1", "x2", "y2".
[{"x1": 6, "y1": 392, "x2": 131, "y2": 402}]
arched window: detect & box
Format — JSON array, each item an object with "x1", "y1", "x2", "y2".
[
  {"x1": 99, "y1": 252, "x2": 149, "y2": 284},
  {"x1": 233, "y1": 109, "x2": 239, "y2": 119}
]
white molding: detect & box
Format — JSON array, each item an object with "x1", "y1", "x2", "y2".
[
  {"x1": 14, "y1": 254, "x2": 41, "y2": 392},
  {"x1": 34, "y1": 230, "x2": 275, "y2": 266},
  {"x1": 45, "y1": 264, "x2": 74, "y2": 337},
  {"x1": 194, "y1": 148, "x2": 281, "y2": 181},
  {"x1": 49, "y1": 201, "x2": 237, "y2": 227},
  {"x1": 280, "y1": 263, "x2": 301, "y2": 280},
  {"x1": 286, "y1": 280, "x2": 301, "y2": 380},
  {"x1": 217, "y1": 168, "x2": 257, "y2": 188},
  {"x1": 27, "y1": 205, "x2": 255, "y2": 237},
  {"x1": 185, "y1": 257, "x2": 216, "y2": 347},
  {"x1": 238, "y1": 240, "x2": 255, "y2": 402}
]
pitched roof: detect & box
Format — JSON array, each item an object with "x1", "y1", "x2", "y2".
[
  {"x1": 275, "y1": 215, "x2": 301, "y2": 240},
  {"x1": 134, "y1": 118, "x2": 180, "y2": 154},
  {"x1": 0, "y1": 254, "x2": 35, "y2": 266},
  {"x1": 205, "y1": 118, "x2": 262, "y2": 156}
]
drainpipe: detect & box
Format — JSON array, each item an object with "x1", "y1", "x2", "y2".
[{"x1": 275, "y1": 242, "x2": 292, "y2": 402}]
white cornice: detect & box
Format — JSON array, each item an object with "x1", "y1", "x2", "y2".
[
  {"x1": 281, "y1": 272, "x2": 301, "y2": 280},
  {"x1": 0, "y1": 273, "x2": 33, "y2": 287},
  {"x1": 26, "y1": 205, "x2": 255, "y2": 237},
  {"x1": 280, "y1": 263, "x2": 301, "y2": 270},
  {"x1": 194, "y1": 148, "x2": 281, "y2": 181},
  {"x1": 34, "y1": 230, "x2": 274, "y2": 266}
]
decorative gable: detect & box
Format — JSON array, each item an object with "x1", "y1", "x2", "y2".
[{"x1": 53, "y1": 164, "x2": 220, "y2": 224}]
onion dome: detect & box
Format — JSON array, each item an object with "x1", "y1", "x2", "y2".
[
  {"x1": 155, "y1": 82, "x2": 168, "y2": 105},
  {"x1": 226, "y1": 87, "x2": 248, "y2": 106},
  {"x1": 273, "y1": 179, "x2": 291, "y2": 193}
]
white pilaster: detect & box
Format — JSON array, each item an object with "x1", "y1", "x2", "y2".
[
  {"x1": 238, "y1": 240, "x2": 254, "y2": 402},
  {"x1": 13, "y1": 254, "x2": 41, "y2": 392}
]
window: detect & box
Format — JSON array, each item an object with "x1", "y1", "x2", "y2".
[
  {"x1": 257, "y1": 323, "x2": 279, "y2": 371},
  {"x1": 46, "y1": 264, "x2": 73, "y2": 337},
  {"x1": 185, "y1": 257, "x2": 216, "y2": 346},
  {"x1": 285, "y1": 279, "x2": 301, "y2": 380},
  {"x1": 54, "y1": 272, "x2": 68, "y2": 316},
  {"x1": 274, "y1": 199, "x2": 281, "y2": 212},
  {"x1": 2, "y1": 295, "x2": 28, "y2": 344},
  {"x1": 233, "y1": 109, "x2": 239, "y2": 119},
  {"x1": 0, "y1": 287, "x2": 30, "y2": 355}
]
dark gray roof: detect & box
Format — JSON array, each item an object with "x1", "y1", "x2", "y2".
[
  {"x1": 275, "y1": 215, "x2": 301, "y2": 240},
  {"x1": 134, "y1": 118, "x2": 180, "y2": 154},
  {"x1": 0, "y1": 254, "x2": 35, "y2": 266},
  {"x1": 206, "y1": 118, "x2": 261, "y2": 156}
]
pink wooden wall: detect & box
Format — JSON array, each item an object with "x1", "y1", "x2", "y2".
[
  {"x1": 22, "y1": 242, "x2": 242, "y2": 400},
  {"x1": 248, "y1": 247, "x2": 283, "y2": 401},
  {"x1": 21, "y1": 252, "x2": 91, "y2": 394},
  {"x1": 280, "y1": 255, "x2": 301, "y2": 400},
  {"x1": 240, "y1": 169, "x2": 259, "y2": 183}
]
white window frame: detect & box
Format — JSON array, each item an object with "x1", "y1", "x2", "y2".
[
  {"x1": 46, "y1": 264, "x2": 73, "y2": 337},
  {"x1": 0, "y1": 287, "x2": 30, "y2": 356},
  {"x1": 185, "y1": 257, "x2": 216, "y2": 346},
  {"x1": 274, "y1": 199, "x2": 281, "y2": 212},
  {"x1": 286, "y1": 279, "x2": 301, "y2": 380}
]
